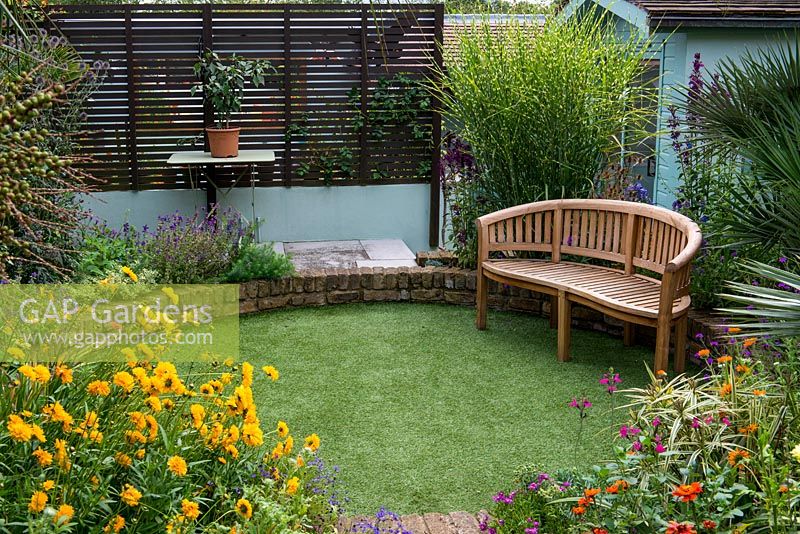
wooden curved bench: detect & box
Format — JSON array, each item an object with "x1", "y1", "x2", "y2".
[{"x1": 475, "y1": 199, "x2": 702, "y2": 373}]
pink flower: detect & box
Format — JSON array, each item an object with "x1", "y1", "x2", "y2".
[
  {"x1": 619, "y1": 425, "x2": 629, "y2": 438},
  {"x1": 655, "y1": 443, "x2": 666, "y2": 454},
  {"x1": 631, "y1": 441, "x2": 642, "y2": 452},
  {"x1": 652, "y1": 417, "x2": 661, "y2": 427}
]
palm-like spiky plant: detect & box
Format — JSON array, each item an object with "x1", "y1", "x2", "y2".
[
  {"x1": 720, "y1": 260, "x2": 800, "y2": 337},
  {"x1": 684, "y1": 39, "x2": 800, "y2": 254}
]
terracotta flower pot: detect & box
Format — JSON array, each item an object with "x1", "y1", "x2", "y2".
[{"x1": 206, "y1": 126, "x2": 240, "y2": 158}]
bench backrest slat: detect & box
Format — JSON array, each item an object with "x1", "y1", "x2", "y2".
[{"x1": 479, "y1": 199, "x2": 702, "y2": 282}]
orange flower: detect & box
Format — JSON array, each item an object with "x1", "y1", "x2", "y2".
[
  {"x1": 779, "y1": 485, "x2": 789, "y2": 493},
  {"x1": 28, "y1": 491, "x2": 47, "y2": 513},
  {"x1": 719, "y1": 383, "x2": 732, "y2": 396},
  {"x1": 743, "y1": 337, "x2": 757, "y2": 348},
  {"x1": 54, "y1": 364, "x2": 73, "y2": 383},
  {"x1": 605, "y1": 480, "x2": 627, "y2": 494},
  {"x1": 571, "y1": 505, "x2": 586, "y2": 515},
  {"x1": 717, "y1": 355, "x2": 732, "y2": 364},
  {"x1": 738, "y1": 423, "x2": 758, "y2": 435},
  {"x1": 697, "y1": 349, "x2": 711, "y2": 357},
  {"x1": 656, "y1": 369, "x2": 668, "y2": 378},
  {"x1": 728, "y1": 448, "x2": 750, "y2": 467},
  {"x1": 753, "y1": 389, "x2": 766, "y2": 396},
  {"x1": 672, "y1": 482, "x2": 703, "y2": 502},
  {"x1": 735, "y1": 364, "x2": 750, "y2": 374},
  {"x1": 665, "y1": 521, "x2": 697, "y2": 534},
  {"x1": 727, "y1": 327, "x2": 742, "y2": 334}
]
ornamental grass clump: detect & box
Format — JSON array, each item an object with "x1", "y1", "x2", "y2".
[{"x1": 433, "y1": 10, "x2": 656, "y2": 264}]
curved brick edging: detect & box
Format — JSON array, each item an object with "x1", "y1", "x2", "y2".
[{"x1": 238, "y1": 266, "x2": 719, "y2": 361}]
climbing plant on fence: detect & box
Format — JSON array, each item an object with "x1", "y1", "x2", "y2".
[{"x1": 45, "y1": 3, "x2": 443, "y2": 193}]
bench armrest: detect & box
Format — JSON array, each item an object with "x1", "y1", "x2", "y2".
[{"x1": 665, "y1": 225, "x2": 703, "y2": 273}]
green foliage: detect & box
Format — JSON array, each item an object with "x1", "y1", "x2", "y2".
[
  {"x1": 0, "y1": 7, "x2": 103, "y2": 282},
  {"x1": 0, "y1": 73, "x2": 92, "y2": 281},
  {"x1": 485, "y1": 335, "x2": 800, "y2": 532},
  {"x1": 683, "y1": 39, "x2": 800, "y2": 255},
  {"x1": 137, "y1": 209, "x2": 249, "y2": 284},
  {"x1": 434, "y1": 12, "x2": 655, "y2": 206},
  {"x1": 444, "y1": 0, "x2": 551, "y2": 15},
  {"x1": 440, "y1": 136, "x2": 485, "y2": 267},
  {"x1": 192, "y1": 51, "x2": 275, "y2": 129},
  {"x1": 297, "y1": 146, "x2": 357, "y2": 184},
  {"x1": 669, "y1": 53, "x2": 800, "y2": 308},
  {"x1": 75, "y1": 208, "x2": 250, "y2": 284},
  {"x1": 432, "y1": 11, "x2": 656, "y2": 264},
  {"x1": 72, "y1": 221, "x2": 138, "y2": 280},
  {"x1": 0, "y1": 358, "x2": 341, "y2": 532},
  {"x1": 721, "y1": 259, "x2": 800, "y2": 337},
  {"x1": 350, "y1": 74, "x2": 431, "y2": 143},
  {"x1": 292, "y1": 75, "x2": 431, "y2": 183},
  {"x1": 222, "y1": 243, "x2": 294, "y2": 283}
]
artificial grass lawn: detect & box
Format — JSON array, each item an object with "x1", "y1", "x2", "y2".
[{"x1": 242, "y1": 303, "x2": 653, "y2": 515}]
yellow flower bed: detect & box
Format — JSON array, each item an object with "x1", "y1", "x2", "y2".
[{"x1": 0, "y1": 354, "x2": 337, "y2": 532}]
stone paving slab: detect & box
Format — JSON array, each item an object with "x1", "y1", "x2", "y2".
[
  {"x1": 284, "y1": 240, "x2": 368, "y2": 270},
  {"x1": 282, "y1": 239, "x2": 417, "y2": 270},
  {"x1": 361, "y1": 239, "x2": 416, "y2": 260},
  {"x1": 449, "y1": 511, "x2": 481, "y2": 534}
]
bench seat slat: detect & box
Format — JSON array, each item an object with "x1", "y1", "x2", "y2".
[{"x1": 482, "y1": 259, "x2": 690, "y2": 319}]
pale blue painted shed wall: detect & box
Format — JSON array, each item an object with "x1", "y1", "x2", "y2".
[
  {"x1": 654, "y1": 28, "x2": 794, "y2": 208},
  {"x1": 82, "y1": 183, "x2": 434, "y2": 253},
  {"x1": 563, "y1": 0, "x2": 796, "y2": 209}
]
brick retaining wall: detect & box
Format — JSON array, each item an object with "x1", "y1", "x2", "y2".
[{"x1": 239, "y1": 266, "x2": 722, "y2": 365}]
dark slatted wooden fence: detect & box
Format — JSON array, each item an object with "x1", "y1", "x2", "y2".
[{"x1": 46, "y1": 4, "x2": 443, "y2": 200}]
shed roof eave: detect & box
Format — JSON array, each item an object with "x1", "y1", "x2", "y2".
[
  {"x1": 559, "y1": 0, "x2": 651, "y2": 35},
  {"x1": 650, "y1": 16, "x2": 800, "y2": 29}
]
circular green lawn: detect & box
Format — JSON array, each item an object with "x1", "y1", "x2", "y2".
[{"x1": 242, "y1": 302, "x2": 652, "y2": 515}]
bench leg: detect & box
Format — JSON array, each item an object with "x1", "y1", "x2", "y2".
[
  {"x1": 476, "y1": 269, "x2": 488, "y2": 330},
  {"x1": 623, "y1": 323, "x2": 635, "y2": 346},
  {"x1": 549, "y1": 295, "x2": 558, "y2": 329},
  {"x1": 674, "y1": 315, "x2": 687, "y2": 374},
  {"x1": 557, "y1": 291, "x2": 571, "y2": 362},
  {"x1": 654, "y1": 317, "x2": 671, "y2": 373}
]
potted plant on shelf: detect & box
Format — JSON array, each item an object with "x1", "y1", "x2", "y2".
[{"x1": 192, "y1": 51, "x2": 274, "y2": 158}]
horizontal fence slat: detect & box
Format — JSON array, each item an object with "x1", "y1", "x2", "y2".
[{"x1": 47, "y1": 3, "x2": 440, "y2": 192}]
